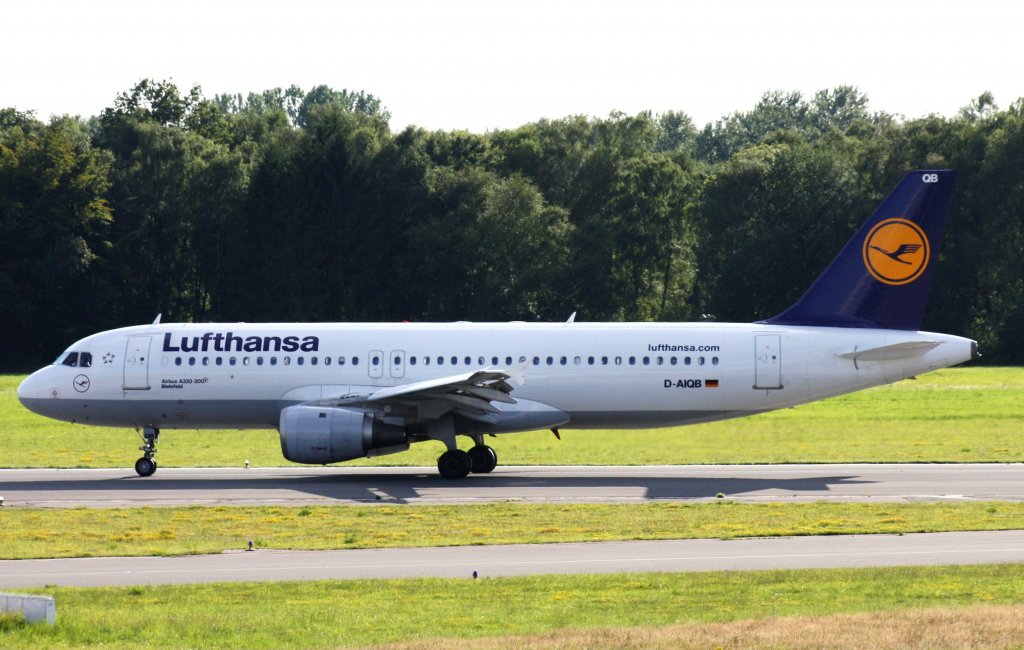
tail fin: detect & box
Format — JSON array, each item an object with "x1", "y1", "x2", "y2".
[{"x1": 763, "y1": 170, "x2": 957, "y2": 331}]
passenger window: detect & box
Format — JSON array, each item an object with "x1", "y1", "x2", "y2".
[
  {"x1": 546, "y1": 357, "x2": 553, "y2": 365},
  {"x1": 230, "y1": 357, "x2": 237, "y2": 366},
  {"x1": 465, "y1": 356, "x2": 472, "y2": 365},
  {"x1": 642, "y1": 357, "x2": 650, "y2": 365},
  {"x1": 491, "y1": 356, "x2": 498, "y2": 365},
  {"x1": 410, "y1": 356, "x2": 417, "y2": 366},
  {"x1": 615, "y1": 356, "x2": 622, "y2": 365},
  {"x1": 560, "y1": 356, "x2": 568, "y2": 366},
  {"x1": 202, "y1": 357, "x2": 209, "y2": 366},
  {"x1": 298, "y1": 357, "x2": 304, "y2": 366},
  {"x1": 270, "y1": 357, "x2": 278, "y2": 366},
  {"x1": 438, "y1": 357, "x2": 444, "y2": 366},
  {"x1": 505, "y1": 356, "x2": 513, "y2": 366},
  {"x1": 189, "y1": 357, "x2": 196, "y2": 366},
  {"x1": 80, "y1": 353, "x2": 92, "y2": 367},
  {"x1": 532, "y1": 357, "x2": 540, "y2": 366},
  {"x1": 629, "y1": 357, "x2": 636, "y2": 365},
  {"x1": 339, "y1": 357, "x2": 346, "y2": 366},
  {"x1": 657, "y1": 357, "x2": 664, "y2": 365},
  {"x1": 243, "y1": 357, "x2": 250, "y2": 366},
  {"x1": 685, "y1": 357, "x2": 691, "y2": 366},
  {"x1": 352, "y1": 357, "x2": 359, "y2": 365},
  {"x1": 216, "y1": 357, "x2": 223, "y2": 366},
  {"x1": 587, "y1": 356, "x2": 594, "y2": 365},
  {"x1": 325, "y1": 356, "x2": 331, "y2": 366},
  {"x1": 602, "y1": 356, "x2": 608, "y2": 365},
  {"x1": 283, "y1": 357, "x2": 291, "y2": 366},
  {"x1": 574, "y1": 356, "x2": 581, "y2": 365},
  {"x1": 519, "y1": 356, "x2": 527, "y2": 364},
  {"x1": 670, "y1": 357, "x2": 677, "y2": 365},
  {"x1": 479, "y1": 356, "x2": 486, "y2": 365},
  {"x1": 175, "y1": 357, "x2": 182, "y2": 366},
  {"x1": 423, "y1": 356, "x2": 430, "y2": 366},
  {"x1": 451, "y1": 356, "x2": 458, "y2": 365},
  {"x1": 372, "y1": 355, "x2": 381, "y2": 366},
  {"x1": 256, "y1": 357, "x2": 264, "y2": 366},
  {"x1": 712, "y1": 356, "x2": 719, "y2": 365},
  {"x1": 310, "y1": 357, "x2": 318, "y2": 366},
  {"x1": 699, "y1": 356, "x2": 706, "y2": 365}
]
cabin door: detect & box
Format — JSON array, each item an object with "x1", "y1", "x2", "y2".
[
  {"x1": 753, "y1": 334, "x2": 783, "y2": 390},
  {"x1": 123, "y1": 336, "x2": 152, "y2": 390}
]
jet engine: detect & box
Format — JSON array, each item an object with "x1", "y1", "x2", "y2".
[{"x1": 278, "y1": 405, "x2": 408, "y2": 464}]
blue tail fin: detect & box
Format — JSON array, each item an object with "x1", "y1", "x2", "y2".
[{"x1": 763, "y1": 170, "x2": 957, "y2": 331}]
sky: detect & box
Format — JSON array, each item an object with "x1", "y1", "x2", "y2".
[{"x1": 4, "y1": 0, "x2": 1022, "y2": 133}]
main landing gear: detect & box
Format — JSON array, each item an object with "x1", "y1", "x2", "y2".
[
  {"x1": 437, "y1": 444, "x2": 498, "y2": 479},
  {"x1": 134, "y1": 427, "x2": 159, "y2": 477}
]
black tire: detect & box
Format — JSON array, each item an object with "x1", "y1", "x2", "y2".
[
  {"x1": 135, "y1": 457, "x2": 157, "y2": 477},
  {"x1": 437, "y1": 449, "x2": 472, "y2": 479},
  {"x1": 468, "y1": 445, "x2": 498, "y2": 473}
]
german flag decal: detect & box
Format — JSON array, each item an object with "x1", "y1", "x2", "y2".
[{"x1": 705, "y1": 379, "x2": 719, "y2": 388}]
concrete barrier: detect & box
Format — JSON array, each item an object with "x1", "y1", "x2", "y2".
[{"x1": 0, "y1": 593, "x2": 56, "y2": 625}]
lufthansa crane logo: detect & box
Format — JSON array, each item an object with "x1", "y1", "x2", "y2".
[{"x1": 862, "y1": 218, "x2": 930, "y2": 286}]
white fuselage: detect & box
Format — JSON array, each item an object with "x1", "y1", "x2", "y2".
[{"x1": 18, "y1": 321, "x2": 975, "y2": 432}]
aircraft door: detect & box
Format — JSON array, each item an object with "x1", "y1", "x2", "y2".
[
  {"x1": 368, "y1": 350, "x2": 384, "y2": 378},
  {"x1": 389, "y1": 350, "x2": 406, "y2": 378},
  {"x1": 754, "y1": 334, "x2": 783, "y2": 390},
  {"x1": 123, "y1": 336, "x2": 152, "y2": 390}
]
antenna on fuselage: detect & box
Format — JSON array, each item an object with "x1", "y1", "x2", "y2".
[
  {"x1": 566, "y1": 312, "x2": 576, "y2": 323},
  {"x1": 152, "y1": 313, "x2": 162, "y2": 325}
]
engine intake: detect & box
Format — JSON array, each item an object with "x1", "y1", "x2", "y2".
[{"x1": 279, "y1": 405, "x2": 408, "y2": 464}]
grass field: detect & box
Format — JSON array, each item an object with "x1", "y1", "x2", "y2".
[
  {"x1": 2, "y1": 501, "x2": 1024, "y2": 559},
  {"x1": 2, "y1": 366, "x2": 1023, "y2": 468},
  {"x1": 2, "y1": 564, "x2": 1024, "y2": 648}
]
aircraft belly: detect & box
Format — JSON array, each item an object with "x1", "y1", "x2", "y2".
[{"x1": 21, "y1": 398, "x2": 282, "y2": 429}]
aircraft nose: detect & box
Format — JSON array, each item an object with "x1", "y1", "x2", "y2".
[
  {"x1": 17, "y1": 371, "x2": 49, "y2": 413},
  {"x1": 17, "y1": 374, "x2": 33, "y2": 404}
]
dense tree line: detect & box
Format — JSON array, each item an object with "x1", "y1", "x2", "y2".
[{"x1": 1, "y1": 81, "x2": 1022, "y2": 369}]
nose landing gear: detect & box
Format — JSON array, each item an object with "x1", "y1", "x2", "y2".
[{"x1": 134, "y1": 427, "x2": 159, "y2": 477}]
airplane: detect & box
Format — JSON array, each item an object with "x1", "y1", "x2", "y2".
[{"x1": 18, "y1": 170, "x2": 977, "y2": 479}]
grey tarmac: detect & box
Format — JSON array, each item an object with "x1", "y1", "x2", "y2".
[
  {"x1": 1, "y1": 463, "x2": 1024, "y2": 507},
  {"x1": 1, "y1": 531, "x2": 1023, "y2": 588}
]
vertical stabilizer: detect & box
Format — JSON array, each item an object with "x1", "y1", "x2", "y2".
[{"x1": 763, "y1": 170, "x2": 956, "y2": 330}]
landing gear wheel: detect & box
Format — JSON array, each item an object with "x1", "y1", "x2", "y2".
[
  {"x1": 437, "y1": 449, "x2": 472, "y2": 479},
  {"x1": 468, "y1": 445, "x2": 498, "y2": 473},
  {"x1": 135, "y1": 457, "x2": 157, "y2": 477},
  {"x1": 135, "y1": 427, "x2": 160, "y2": 477}
]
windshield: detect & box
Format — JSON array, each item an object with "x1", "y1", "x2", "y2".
[{"x1": 53, "y1": 351, "x2": 92, "y2": 367}]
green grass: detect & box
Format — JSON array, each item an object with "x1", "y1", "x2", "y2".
[
  {"x1": 2, "y1": 501, "x2": 1024, "y2": 559},
  {"x1": 2, "y1": 564, "x2": 1023, "y2": 648},
  {"x1": 2, "y1": 367, "x2": 1023, "y2": 467}
]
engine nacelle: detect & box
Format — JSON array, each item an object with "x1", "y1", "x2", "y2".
[{"x1": 278, "y1": 405, "x2": 408, "y2": 464}]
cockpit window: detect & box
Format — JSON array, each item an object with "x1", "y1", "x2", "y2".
[{"x1": 54, "y1": 351, "x2": 93, "y2": 367}]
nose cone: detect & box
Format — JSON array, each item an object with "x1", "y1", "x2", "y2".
[{"x1": 17, "y1": 371, "x2": 50, "y2": 416}]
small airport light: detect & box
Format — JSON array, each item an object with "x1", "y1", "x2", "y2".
[
  {"x1": 244, "y1": 459, "x2": 250, "y2": 469},
  {"x1": 0, "y1": 496, "x2": 4, "y2": 506},
  {"x1": 472, "y1": 571, "x2": 478, "y2": 580},
  {"x1": 247, "y1": 540, "x2": 254, "y2": 551}
]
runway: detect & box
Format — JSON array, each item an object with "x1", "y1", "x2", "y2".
[
  {"x1": 1, "y1": 530, "x2": 1023, "y2": 588},
  {"x1": 1, "y1": 464, "x2": 1024, "y2": 507}
]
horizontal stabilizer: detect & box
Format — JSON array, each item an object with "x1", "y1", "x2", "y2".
[{"x1": 837, "y1": 340, "x2": 942, "y2": 362}]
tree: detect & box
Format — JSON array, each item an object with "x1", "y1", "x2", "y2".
[{"x1": 0, "y1": 114, "x2": 113, "y2": 367}]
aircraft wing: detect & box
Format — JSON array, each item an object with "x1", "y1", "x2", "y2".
[{"x1": 308, "y1": 366, "x2": 525, "y2": 425}]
